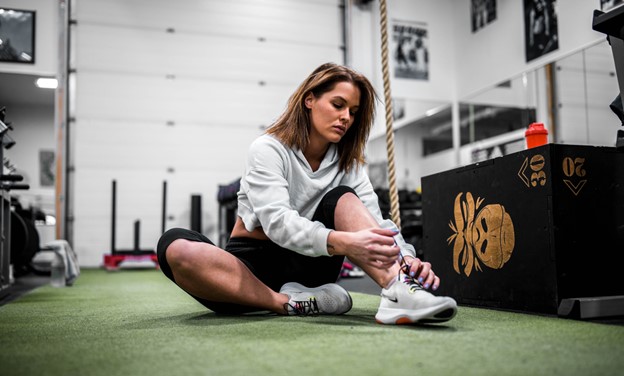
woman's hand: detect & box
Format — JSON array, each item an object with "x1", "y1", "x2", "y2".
[
  {"x1": 400, "y1": 255, "x2": 440, "y2": 291},
  {"x1": 327, "y1": 228, "x2": 400, "y2": 270}
]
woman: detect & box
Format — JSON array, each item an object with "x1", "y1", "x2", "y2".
[{"x1": 157, "y1": 63, "x2": 457, "y2": 324}]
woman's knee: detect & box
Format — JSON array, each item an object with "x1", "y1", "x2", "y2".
[
  {"x1": 157, "y1": 228, "x2": 216, "y2": 276},
  {"x1": 333, "y1": 188, "x2": 367, "y2": 216},
  {"x1": 335, "y1": 190, "x2": 361, "y2": 207},
  {"x1": 327, "y1": 186, "x2": 358, "y2": 202},
  {"x1": 313, "y1": 186, "x2": 360, "y2": 228},
  {"x1": 165, "y1": 239, "x2": 204, "y2": 272},
  {"x1": 332, "y1": 189, "x2": 378, "y2": 231}
]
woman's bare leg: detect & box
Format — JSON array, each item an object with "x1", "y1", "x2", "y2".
[
  {"x1": 166, "y1": 239, "x2": 289, "y2": 313},
  {"x1": 333, "y1": 193, "x2": 401, "y2": 288}
]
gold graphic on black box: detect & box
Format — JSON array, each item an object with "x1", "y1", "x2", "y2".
[
  {"x1": 447, "y1": 192, "x2": 515, "y2": 277},
  {"x1": 562, "y1": 157, "x2": 587, "y2": 196},
  {"x1": 518, "y1": 154, "x2": 547, "y2": 188}
]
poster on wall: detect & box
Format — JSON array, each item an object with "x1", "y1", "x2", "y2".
[
  {"x1": 0, "y1": 8, "x2": 35, "y2": 64},
  {"x1": 523, "y1": 0, "x2": 559, "y2": 62},
  {"x1": 471, "y1": 0, "x2": 497, "y2": 33},
  {"x1": 39, "y1": 150, "x2": 55, "y2": 187},
  {"x1": 601, "y1": 0, "x2": 624, "y2": 11},
  {"x1": 392, "y1": 20, "x2": 429, "y2": 81}
]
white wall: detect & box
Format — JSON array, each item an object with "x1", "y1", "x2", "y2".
[
  {"x1": 453, "y1": 0, "x2": 605, "y2": 99},
  {"x1": 367, "y1": 0, "x2": 618, "y2": 191},
  {"x1": 350, "y1": 0, "x2": 456, "y2": 140},
  {"x1": 451, "y1": 1, "x2": 618, "y2": 159},
  {"x1": 70, "y1": 0, "x2": 344, "y2": 266}
]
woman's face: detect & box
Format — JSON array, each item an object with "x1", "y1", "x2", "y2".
[{"x1": 305, "y1": 81, "x2": 361, "y2": 145}]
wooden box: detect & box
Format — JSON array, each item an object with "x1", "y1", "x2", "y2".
[{"x1": 422, "y1": 144, "x2": 624, "y2": 314}]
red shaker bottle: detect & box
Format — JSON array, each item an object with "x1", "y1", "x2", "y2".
[{"x1": 525, "y1": 123, "x2": 548, "y2": 149}]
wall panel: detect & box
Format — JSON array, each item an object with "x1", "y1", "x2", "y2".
[
  {"x1": 74, "y1": 0, "x2": 341, "y2": 44},
  {"x1": 74, "y1": 24, "x2": 342, "y2": 83},
  {"x1": 73, "y1": 72, "x2": 290, "y2": 124},
  {"x1": 71, "y1": 0, "x2": 343, "y2": 266}
]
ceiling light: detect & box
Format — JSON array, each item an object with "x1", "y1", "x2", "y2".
[
  {"x1": 425, "y1": 108, "x2": 438, "y2": 117},
  {"x1": 35, "y1": 78, "x2": 58, "y2": 89}
]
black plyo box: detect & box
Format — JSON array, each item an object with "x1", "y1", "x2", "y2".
[{"x1": 422, "y1": 144, "x2": 624, "y2": 314}]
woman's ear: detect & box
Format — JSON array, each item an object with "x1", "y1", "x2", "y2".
[{"x1": 304, "y1": 92, "x2": 315, "y2": 109}]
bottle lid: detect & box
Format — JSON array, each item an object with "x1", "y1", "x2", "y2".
[{"x1": 525, "y1": 122, "x2": 548, "y2": 136}]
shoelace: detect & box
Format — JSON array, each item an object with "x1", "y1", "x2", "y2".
[
  {"x1": 398, "y1": 253, "x2": 424, "y2": 294},
  {"x1": 284, "y1": 297, "x2": 320, "y2": 315}
]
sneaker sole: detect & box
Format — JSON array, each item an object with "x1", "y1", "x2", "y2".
[{"x1": 375, "y1": 300, "x2": 457, "y2": 325}]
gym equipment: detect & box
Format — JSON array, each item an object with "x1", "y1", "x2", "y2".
[
  {"x1": 422, "y1": 144, "x2": 624, "y2": 319},
  {"x1": 593, "y1": 6, "x2": 624, "y2": 149},
  {"x1": 376, "y1": 188, "x2": 424, "y2": 260},
  {"x1": 217, "y1": 178, "x2": 240, "y2": 247},
  {"x1": 9, "y1": 203, "x2": 40, "y2": 277},
  {"x1": 0, "y1": 107, "x2": 31, "y2": 295},
  {"x1": 102, "y1": 180, "x2": 165, "y2": 270},
  {"x1": 190, "y1": 194, "x2": 202, "y2": 233}
]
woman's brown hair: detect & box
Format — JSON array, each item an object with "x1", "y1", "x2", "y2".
[{"x1": 266, "y1": 63, "x2": 377, "y2": 173}]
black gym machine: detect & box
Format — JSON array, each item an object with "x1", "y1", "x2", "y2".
[
  {"x1": 102, "y1": 178, "x2": 205, "y2": 270},
  {"x1": 102, "y1": 180, "x2": 164, "y2": 270},
  {"x1": 0, "y1": 107, "x2": 33, "y2": 294}
]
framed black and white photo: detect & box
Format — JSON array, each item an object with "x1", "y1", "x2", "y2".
[
  {"x1": 392, "y1": 20, "x2": 429, "y2": 80},
  {"x1": 0, "y1": 8, "x2": 36, "y2": 64},
  {"x1": 523, "y1": 0, "x2": 558, "y2": 62},
  {"x1": 471, "y1": 0, "x2": 497, "y2": 33},
  {"x1": 39, "y1": 150, "x2": 55, "y2": 187},
  {"x1": 601, "y1": 0, "x2": 624, "y2": 11}
]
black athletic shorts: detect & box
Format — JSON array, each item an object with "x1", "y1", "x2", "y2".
[{"x1": 156, "y1": 185, "x2": 355, "y2": 314}]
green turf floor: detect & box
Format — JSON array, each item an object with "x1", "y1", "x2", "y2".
[{"x1": 1, "y1": 269, "x2": 623, "y2": 376}]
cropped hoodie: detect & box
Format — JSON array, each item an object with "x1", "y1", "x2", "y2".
[{"x1": 237, "y1": 134, "x2": 415, "y2": 258}]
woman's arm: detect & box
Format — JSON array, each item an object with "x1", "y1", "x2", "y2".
[{"x1": 344, "y1": 169, "x2": 417, "y2": 258}]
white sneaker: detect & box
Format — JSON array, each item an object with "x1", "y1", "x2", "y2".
[
  {"x1": 375, "y1": 273, "x2": 457, "y2": 324},
  {"x1": 280, "y1": 282, "x2": 353, "y2": 315}
]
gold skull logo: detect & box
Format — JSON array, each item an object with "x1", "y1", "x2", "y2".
[{"x1": 447, "y1": 192, "x2": 515, "y2": 276}]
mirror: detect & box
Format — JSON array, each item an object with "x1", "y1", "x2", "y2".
[{"x1": 366, "y1": 39, "x2": 620, "y2": 191}]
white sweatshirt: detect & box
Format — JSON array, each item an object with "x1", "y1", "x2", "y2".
[{"x1": 237, "y1": 134, "x2": 416, "y2": 258}]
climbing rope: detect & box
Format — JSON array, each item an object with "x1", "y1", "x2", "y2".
[{"x1": 379, "y1": 0, "x2": 401, "y2": 229}]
